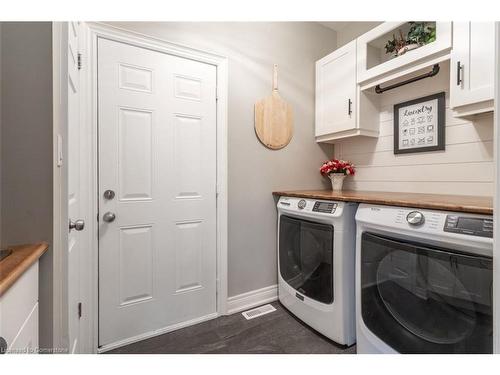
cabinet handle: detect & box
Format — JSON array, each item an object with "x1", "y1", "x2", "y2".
[
  {"x1": 348, "y1": 98, "x2": 352, "y2": 116},
  {"x1": 456, "y1": 61, "x2": 463, "y2": 86}
]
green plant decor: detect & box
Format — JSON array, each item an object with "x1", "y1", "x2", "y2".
[
  {"x1": 407, "y1": 22, "x2": 436, "y2": 45},
  {"x1": 384, "y1": 22, "x2": 436, "y2": 57}
]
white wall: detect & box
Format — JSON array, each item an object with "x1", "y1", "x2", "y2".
[
  {"x1": 106, "y1": 22, "x2": 337, "y2": 297},
  {"x1": 334, "y1": 24, "x2": 494, "y2": 196},
  {"x1": 0, "y1": 22, "x2": 53, "y2": 350}
]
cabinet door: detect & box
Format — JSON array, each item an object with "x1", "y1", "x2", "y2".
[
  {"x1": 7, "y1": 304, "x2": 39, "y2": 354},
  {"x1": 316, "y1": 40, "x2": 357, "y2": 137},
  {"x1": 451, "y1": 22, "x2": 495, "y2": 108},
  {"x1": 0, "y1": 262, "x2": 38, "y2": 352}
]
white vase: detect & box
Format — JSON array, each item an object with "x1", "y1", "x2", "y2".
[
  {"x1": 397, "y1": 43, "x2": 420, "y2": 56},
  {"x1": 329, "y1": 173, "x2": 346, "y2": 191}
]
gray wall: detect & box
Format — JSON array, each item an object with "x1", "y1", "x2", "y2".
[
  {"x1": 108, "y1": 22, "x2": 337, "y2": 297},
  {"x1": 336, "y1": 22, "x2": 383, "y2": 47},
  {"x1": 0, "y1": 22, "x2": 53, "y2": 349}
]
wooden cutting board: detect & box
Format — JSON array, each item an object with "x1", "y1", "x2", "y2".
[{"x1": 255, "y1": 65, "x2": 293, "y2": 150}]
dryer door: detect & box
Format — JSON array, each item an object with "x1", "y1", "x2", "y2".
[
  {"x1": 279, "y1": 215, "x2": 334, "y2": 304},
  {"x1": 361, "y1": 232, "x2": 493, "y2": 353}
]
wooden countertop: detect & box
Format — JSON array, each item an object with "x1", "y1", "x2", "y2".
[
  {"x1": 272, "y1": 190, "x2": 493, "y2": 215},
  {"x1": 0, "y1": 242, "x2": 48, "y2": 297}
]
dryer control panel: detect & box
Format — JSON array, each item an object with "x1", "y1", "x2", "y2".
[
  {"x1": 444, "y1": 215, "x2": 493, "y2": 238},
  {"x1": 312, "y1": 201, "x2": 337, "y2": 213},
  {"x1": 277, "y1": 196, "x2": 356, "y2": 219}
]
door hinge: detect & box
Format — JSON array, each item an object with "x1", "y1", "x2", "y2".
[
  {"x1": 78, "y1": 302, "x2": 82, "y2": 319},
  {"x1": 77, "y1": 53, "x2": 82, "y2": 70}
]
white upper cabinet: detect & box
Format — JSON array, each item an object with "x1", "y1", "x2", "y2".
[
  {"x1": 356, "y1": 22, "x2": 452, "y2": 87},
  {"x1": 315, "y1": 21, "x2": 496, "y2": 143},
  {"x1": 315, "y1": 40, "x2": 378, "y2": 142},
  {"x1": 450, "y1": 22, "x2": 495, "y2": 116},
  {"x1": 316, "y1": 40, "x2": 357, "y2": 139}
]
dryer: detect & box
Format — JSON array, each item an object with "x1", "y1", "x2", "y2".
[
  {"x1": 277, "y1": 196, "x2": 358, "y2": 346},
  {"x1": 355, "y1": 204, "x2": 493, "y2": 354}
]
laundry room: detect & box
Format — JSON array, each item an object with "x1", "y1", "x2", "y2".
[
  {"x1": 1, "y1": 1, "x2": 500, "y2": 372},
  {"x1": 274, "y1": 20, "x2": 496, "y2": 354}
]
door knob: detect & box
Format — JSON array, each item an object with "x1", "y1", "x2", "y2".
[
  {"x1": 69, "y1": 219, "x2": 85, "y2": 231},
  {"x1": 103, "y1": 212, "x2": 116, "y2": 223},
  {"x1": 103, "y1": 189, "x2": 115, "y2": 200}
]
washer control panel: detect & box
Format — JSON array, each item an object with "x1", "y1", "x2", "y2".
[
  {"x1": 444, "y1": 215, "x2": 493, "y2": 238},
  {"x1": 312, "y1": 201, "x2": 337, "y2": 214}
]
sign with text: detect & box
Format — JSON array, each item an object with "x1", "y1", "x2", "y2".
[{"x1": 393, "y1": 92, "x2": 445, "y2": 154}]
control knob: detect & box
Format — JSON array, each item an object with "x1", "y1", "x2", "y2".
[
  {"x1": 406, "y1": 211, "x2": 425, "y2": 226},
  {"x1": 297, "y1": 199, "x2": 307, "y2": 209}
]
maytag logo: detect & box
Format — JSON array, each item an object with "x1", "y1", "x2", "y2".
[{"x1": 280, "y1": 198, "x2": 291, "y2": 205}]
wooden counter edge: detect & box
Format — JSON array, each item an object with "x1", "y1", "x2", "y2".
[
  {"x1": 272, "y1": 191, "x2": 493, "y2": 215},
  {"x1": 0, "y1": 242, "x2": 49, "y2": 297}
]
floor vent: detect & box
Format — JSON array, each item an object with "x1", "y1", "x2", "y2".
[{"x1": 241, "y1": 304, "x2": 276, "y2": 320}]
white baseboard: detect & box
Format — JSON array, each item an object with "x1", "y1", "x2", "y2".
[
  {"x1": 226, "y1": 284, "x2": 278, "y2": 315},
  {"x1": 97, "y1": 312, "x2": 218, "y2": 353}
]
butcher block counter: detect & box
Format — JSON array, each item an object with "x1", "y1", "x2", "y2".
[
  {"x1": 0, "y1": 242, "x2": 48, "y2": 297},
  {"x1": 272, "y1": 190, "x2": 493, "y2": 215}
]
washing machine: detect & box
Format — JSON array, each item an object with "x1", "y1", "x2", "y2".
[
  {"x1": 355, "y1": 204, "x2": 493, "y2": 354},
  {"x1": 277, "y1": 196, "x2": 358, "y2": 346}
]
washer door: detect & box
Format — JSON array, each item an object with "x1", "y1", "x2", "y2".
[
  {"x1": 279, "y1": 215, "x2": 334, "y2": 304},
  {"x1": 361, "y1": 232, "x2": 493, "y2": 353}
]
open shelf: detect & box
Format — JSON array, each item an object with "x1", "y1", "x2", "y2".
[
  {"x1": 357, "y1": 22, "x2": 451, "y2": 86},
  {"x1": 366, "y1": 22, "x2": 437, "y2": 70}
]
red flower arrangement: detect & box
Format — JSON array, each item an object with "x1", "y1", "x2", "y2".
[{"x1": 320, "y1": 159, "x2": 355, "y2": 176}]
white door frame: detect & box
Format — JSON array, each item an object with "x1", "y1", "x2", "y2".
[
  {"x1": 493, "y1": 21, "x2": 499, "y2": 354},
  {"x1": 52, "y1": 21, "x2": 68, "y2": 353},
  {"x1": 52, "y1": 21, "x2": 93, "y2": 354},
  {"x1": 54, "y1": 22, "x2": 229, "y2": 353}
]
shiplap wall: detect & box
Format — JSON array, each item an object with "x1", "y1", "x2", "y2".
[{"x1": 335, "y1": 62, "x2": 494, "y2": 196}]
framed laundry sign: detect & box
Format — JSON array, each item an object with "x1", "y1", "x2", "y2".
[{"x1": 393, "y1": 92, "x2": 445, "y2": 154}]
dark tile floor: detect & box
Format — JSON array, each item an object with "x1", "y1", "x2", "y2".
[{"x1": 107, "y1": 302, "x2": 356, "y2": 354}]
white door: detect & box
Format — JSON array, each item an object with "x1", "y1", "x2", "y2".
[
  {"x1": 66, "y1": 21, "x2": 89, "y2": 353},
  {"x1": 98, "y1": 38, "x2": 218, "y2": 347},
  {"x1": 451, "y1": 22, "x2": 495, "y2": 108},
  {"x1": 315, "y1": 39, "x2": 357, "y2": 137}
]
